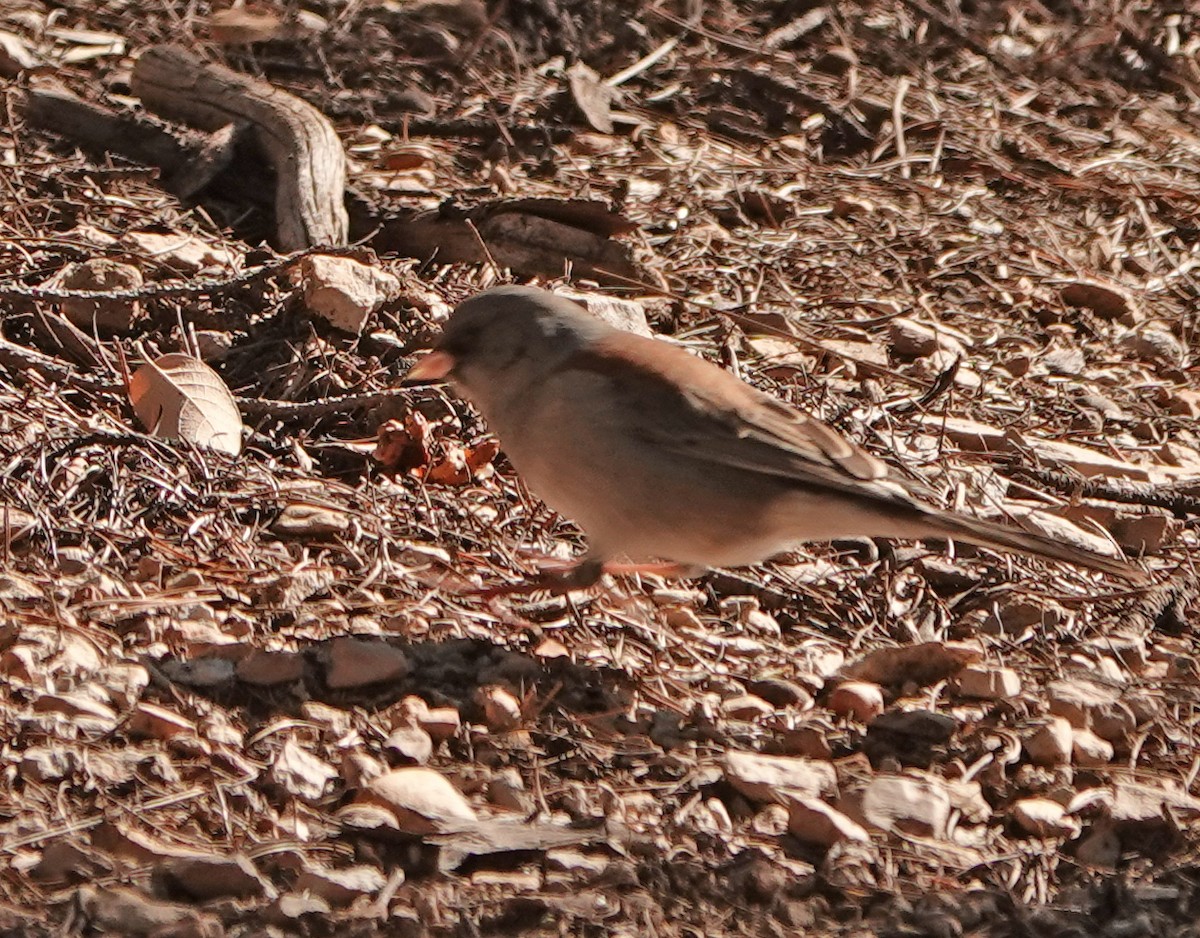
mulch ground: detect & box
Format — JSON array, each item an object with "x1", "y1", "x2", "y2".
[{"x1": 2, "y1": 1, "x2": 1200, "y2": 935}]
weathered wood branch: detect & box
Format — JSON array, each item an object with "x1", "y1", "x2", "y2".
[
  {"x1": 131, "y1": 44, "x2": 348, "y2": 250},
  {"x1": 22, "y1": 85, "x2": 236, "y2": 199},
  {"x1": 363, "y1": 198, "x2": 645, "y2": 286}
]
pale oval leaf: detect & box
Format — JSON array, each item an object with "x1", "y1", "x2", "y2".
[
  {"x1": 357, "y1": 767, "x2": 477, "y2": 834},
  {"x1": 129, "y1": 353, "x2": 243, "y2": 456}
]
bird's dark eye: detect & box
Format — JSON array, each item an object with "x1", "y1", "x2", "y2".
[{"x1": 440, "y1": 325, "x2": 483, "y2": 359}]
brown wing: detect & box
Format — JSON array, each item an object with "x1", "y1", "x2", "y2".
[{"x1": 564, "y1": 332, "x2": 920, "y2": 508}]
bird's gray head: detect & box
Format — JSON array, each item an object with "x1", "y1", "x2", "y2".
[{"x1": 407, "y1": 286, "x2": 610, "y2": 408}]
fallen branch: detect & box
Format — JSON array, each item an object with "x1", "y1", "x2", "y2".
[
  {"x1": 0, "y1": 334, "x2": 114, "y2": 392},
  {"x1": 367, "y1": 198, "x2": 643, "y2": 285},
  {"x1": 22, "y1": 85, "x2": 236, "y2": 199},
  {"x1": 1014, "y1": 465, "x2": 1200, "y2": 518},
  {"x1": 237, "y1": 388, "x2": 416, "y2": 420},
  {"x1": 131, "y1": 44, "x2": 348, "y2": 250}
]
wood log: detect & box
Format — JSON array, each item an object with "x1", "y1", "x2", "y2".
[{"x1": 131, "y1": 44, "x2": 348, "y2": 250}]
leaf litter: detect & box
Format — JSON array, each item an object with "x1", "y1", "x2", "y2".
[
  {"x1": 1, "y1": 1, "x2": 1200, "y2": 936},
  {"x1": 128, "y1": 352, "x2": 244, "y2": 456}
]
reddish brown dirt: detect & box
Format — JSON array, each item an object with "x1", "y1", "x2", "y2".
[{"x1": 2, "y1": 1, "x2": 1200, "y2": 936}]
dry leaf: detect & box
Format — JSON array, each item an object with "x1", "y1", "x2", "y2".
[
  {"x1": 0, "y1": 31, "x2": 37, "y2": 76},
  {"x1": 120, "y1": 230, "x2": 240, "y2": 275},
  {"x1": 464, "y1": 438, "x2": 500, "y2": 475},
  {"x1": 566, "y1": 62, "x2": 614, "y2": 134},
  {"x1": 358, "y1": 767, "x2": 477, "y2": 834},
  {"x1": 849, "y1": 773, "x2": 953, "y2": 838},
  {"x1": 129, "y1": 353, "x2": 243, "y2": 456},
  {"x1": 59, "y1": 259, "x2": 143, "y2": 332},
  {"x1": 782, "y1": 793, "x2": 870, "y2": 847},
  {"x1": 271, "y1": 737, "x2": 338, "y2": 802},
  {"x1": 374, "y1": 413, "x2": 435, "y2": 473},
  {"x1": 206, "y1": 9, "x2": 288, "y2": 43},
  {"x1": 724, "y1": 751, "x2": 837, "y2": 803},
  {"x1": 381, "y1": 144, "x2": 440, "y2": 171},
  {"x1": 426, "y1": 444, "x2": 470, "y2": 485}
]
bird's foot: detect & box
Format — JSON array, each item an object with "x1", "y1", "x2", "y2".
[
  {"x1": 470, "y1": 559, "x2": 606, "y2": 599},
  {"x1": 470, "y1": 560, "x2": 703, "y2": 599},
  {"x1": 600, "y1": 561, "x2": 703, "y2": 579}
]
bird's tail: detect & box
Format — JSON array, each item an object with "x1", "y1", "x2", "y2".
[{"x1": 915, "y1": 510, "x2": 1149, "y2": 585}]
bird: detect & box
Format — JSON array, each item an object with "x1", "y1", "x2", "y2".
[{"x1": 404, "y1": 285, "x2": 1149, "y2": 594}]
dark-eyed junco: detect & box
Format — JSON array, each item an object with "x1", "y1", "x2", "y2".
[{"x1": 406, "y1": 286, "x2": 1148, "y2": 593}]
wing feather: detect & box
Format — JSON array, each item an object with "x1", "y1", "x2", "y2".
[{"x1": 563, "y1": 333, "x2": 918, "y2": 508}]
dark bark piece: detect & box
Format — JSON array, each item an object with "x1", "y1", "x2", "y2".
[
  {"x1": 131, "y1": 44, "x2": 348, "y2": 250},
  {"x1": 363, "y1": 198, "x2": 643, "y2": 285},
  {"x1": 492, "y1": 198, "x2": 640, "y2": 237}
]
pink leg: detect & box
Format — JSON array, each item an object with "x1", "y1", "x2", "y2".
[
  {"x1": 469, "y1": 559, "x2": 704, "y2": 599},
  {"x1": 469, "y1": 558, "x2": 606, "y2": 599},
  {"x1": 600, "y1": 561, "x2": 702, "y2": 579}
]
